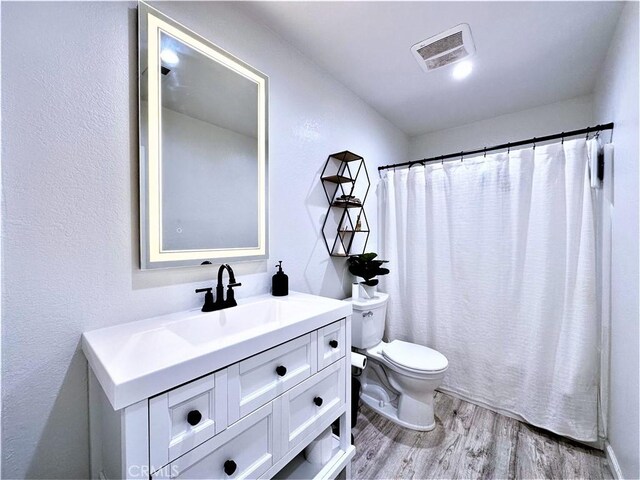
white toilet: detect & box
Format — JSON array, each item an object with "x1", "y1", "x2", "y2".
[{"x1": 350, "y1": 292, "x2": 448, "y2": 431}]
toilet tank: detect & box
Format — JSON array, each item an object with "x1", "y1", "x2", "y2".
[{"x1": 348, "y1": 292, "x2": 389, "y2": 349}]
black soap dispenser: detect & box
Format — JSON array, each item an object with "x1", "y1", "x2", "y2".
[{"x1": 272, "y1": 261, "x2": 289, "y2": 296}]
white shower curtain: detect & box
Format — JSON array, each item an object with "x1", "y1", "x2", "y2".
[{"x1": 379, "y1": 139, "x2": 599, "y2": 441}]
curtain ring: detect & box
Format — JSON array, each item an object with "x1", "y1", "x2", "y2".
[
  {"x1": 561, "y1": 132, "x2": 565, "y2": 144},
  {"x1": 483, "y1": 147, "x2": 487, "y2": 158},
  {"x1": 460, "y1": 151, "x2": 464, "y2": 162},
  {"x1": 507, "y1": 143, "x2": 511, "y2": 154},
  {"x1": 585, "y1": 131, "x2": 590, "y2": 140},
  {"x1": 440, "y1": 155, "x2": 444, "y2": 165},
  {"x1": 532, "y1": 137, "x2": 536, "y2": 150}
]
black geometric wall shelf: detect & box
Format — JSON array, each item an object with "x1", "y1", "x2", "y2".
[{"x1": 320, "y1": 151, "x2": 370, "y2": 257}]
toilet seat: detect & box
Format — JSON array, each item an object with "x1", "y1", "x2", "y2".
[{"x1": 382, "y1": 340, "x2": 448, "y2": 373}]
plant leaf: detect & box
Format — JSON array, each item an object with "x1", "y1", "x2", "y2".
[{"x1": 347, "y1": 251, "x2": 389, "y2": 281}]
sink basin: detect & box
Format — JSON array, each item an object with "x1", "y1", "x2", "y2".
[
  {"x1": 165, "y1": 295, "x2": 344, "y2": 345},
  {"x1": 82, "y1": 291, "x2": 352, "y2": 410},
  {"x1": 165, "y1": 299, "x2": 287, "y2": 345}
]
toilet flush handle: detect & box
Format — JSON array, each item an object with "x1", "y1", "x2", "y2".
[{"x1": 362, "y1": 311, "x2": 374, "y2": 317}]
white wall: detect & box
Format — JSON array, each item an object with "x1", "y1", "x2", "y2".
[
  {"x1": 408, "y1": 95, "x2": 593, "y2": 159},
  {"x1": 0, "y1": 2, "x2": 408, "y2": 477},
  {"x1": 0, "y1": 1, "x2": 3, "y2": 476},
  {"x1": 593, "y1": 3, "x2": 640, "y2": 478}
]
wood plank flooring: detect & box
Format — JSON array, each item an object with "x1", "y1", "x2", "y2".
[{"x1": 352, "y1": 392, "x2": 612, "y2": 480}]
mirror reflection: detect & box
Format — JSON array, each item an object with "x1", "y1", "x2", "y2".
[{"x1": 160, "y1": 32, "x2": 259, "y2": 251}]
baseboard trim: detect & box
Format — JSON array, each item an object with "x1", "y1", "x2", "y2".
[{"x1": 605, "y1": 441, "x2": 623, "y2": 479}]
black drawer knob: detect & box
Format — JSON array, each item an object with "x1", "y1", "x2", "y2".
[
  {"x1": 187, "y1": 410, "x2": 202, "y2": 426},
  {"x1": 329, "y1": 339, "x2": 339, "y2": 348},
  {"x1": 314, "y1": 396, "x2": 323, "y2": 407},
  {"x1": 276, "y1": 365, "x2": 287, "y2": 377},
  {"x1": 224, "y1": 460, "x2": 237, "y2": 476}
]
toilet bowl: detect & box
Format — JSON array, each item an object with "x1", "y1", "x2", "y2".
[{"x1": 349, "y1": 292, "x2": 448, "y2": 431}]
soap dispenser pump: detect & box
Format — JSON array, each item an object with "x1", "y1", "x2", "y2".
[{"x1": 272, "y1": 261, "x2": 289, "y2": 296}]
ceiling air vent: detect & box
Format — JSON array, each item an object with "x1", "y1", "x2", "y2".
[{"x1": 411, "y1": 24, "x2": 476, "y2": 73}]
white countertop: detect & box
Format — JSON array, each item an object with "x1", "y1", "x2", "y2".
[{"x1": 82, "y1": 291, "x2": 352, "y2": 410}]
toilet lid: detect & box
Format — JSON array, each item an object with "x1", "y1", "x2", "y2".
[{"x1": 382, "y1": 340, "x2": 448, "y2": 372}]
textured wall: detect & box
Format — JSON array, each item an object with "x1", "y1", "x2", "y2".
[
  {"x1": 1, "y1": 2, "x2": 407, "y2": 477},
  {"x1": 408, "y1": 95, "x2": 594, "y2": 159},
  {"x1": 593, "y1": 3, "x2": 640, "y2": 478}
]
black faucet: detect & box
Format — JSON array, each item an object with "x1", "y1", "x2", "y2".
[
  {"x1": 215, "y1": 264, "x2": 242, "y2": 310},
  {"x1": 195, "y1": 264, "x2": 242, "y2": 312}
]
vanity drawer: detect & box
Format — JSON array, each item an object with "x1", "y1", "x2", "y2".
[
  {"x1": 155, "y1": 403, "x2": 276, "y2": 480},
  {"x1": 317, "y1": 319, "x2": 346, "y2": 370},
  {"x1": 228, "y1": 333, "x2": 317, "y2": 423},
  {"x1": 150, "y1": 370, "x2": 228, "y2": 470},
  {"x1": 279, "y1": 359, "x2": 346, "y2": 452}
]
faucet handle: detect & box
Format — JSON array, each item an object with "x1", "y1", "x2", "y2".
[
  {"x1": 225, "y1": 284, "x2": 240, "y2": 308},
  {"x1": 195, "y1": 287, "x2": 215, "y2": 312}
]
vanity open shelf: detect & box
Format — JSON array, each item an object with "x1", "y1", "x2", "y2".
[
  {"x1": 274, "y1": 434, "x2": 344, "y2": 479},
  {"x1": 83, "y1": 293, "x2": 354, "y2": 480},
  {"x1": 321, "y1": 151, "x2": 370, "y2": 257}
]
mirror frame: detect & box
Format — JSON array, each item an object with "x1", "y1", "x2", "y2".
[{"x1": 138, "y1": 2, "x2": 269, "y2": 269}]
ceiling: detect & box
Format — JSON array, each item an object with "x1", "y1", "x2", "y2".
[{"x1": 239, "y1": 1, "x2": 624, "y2": 136}]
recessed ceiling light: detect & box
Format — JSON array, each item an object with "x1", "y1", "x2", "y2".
[
  {"x1": 452, "y1": 60, "x2": 472, "y2": 80},
  {"x1": 160, "y1": 49, "x2": 180, "y2": 67}
]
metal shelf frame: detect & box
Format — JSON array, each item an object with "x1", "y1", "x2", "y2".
[{"x1": 320, "y1": 151, "x2": 370, "y2": 257}]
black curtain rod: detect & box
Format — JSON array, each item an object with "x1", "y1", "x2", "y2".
[{"x1": 378, "y1": 122, "x2": 614, "y2": 172}]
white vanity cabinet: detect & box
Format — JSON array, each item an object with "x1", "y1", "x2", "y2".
[
  {"x1": 149, "y1": 370, "x2": 228, "y2": 469},
  {"x1": 227, "y1": 333, "x2": 317, "y2": 423},
  {"x1": 279, "y1": 360, "x2": 346, "y2": 454},
  {"x1": 83, "y1": 293, "x2": 354, "y2": 480},
  {"x1": 157, "y1": 403, "x2": 277, "y2": 480}
]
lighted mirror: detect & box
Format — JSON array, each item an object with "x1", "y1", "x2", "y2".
[{"x1": 139, "y1": 3, "x2": 268, "y2": 269}]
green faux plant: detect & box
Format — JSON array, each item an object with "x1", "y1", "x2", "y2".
[{"x1": 347, "y1": 252, "x2": 390, "y2": 286}]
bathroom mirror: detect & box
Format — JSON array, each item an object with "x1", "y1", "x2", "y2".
[{"x1": 139, "y1": 3, "x2": 268, "y2": 269}]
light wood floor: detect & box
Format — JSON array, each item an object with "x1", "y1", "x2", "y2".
[{"x1": 352, "y1": 392, "x2": 612, "y2": 480}]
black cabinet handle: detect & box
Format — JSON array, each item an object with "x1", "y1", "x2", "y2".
[
  {"x1": 314, "y1": 396, "x2": 323, "y2": 407},
  {"x1": 187, "y1": 410, "x2": 202, "y2": 426},
  {"x1": 329, "y1": 339, "x2": 339, "y2": 348},
  {"x1": 276, "y1": 365, "x2": 287, "y2": 377},
  {"x1": 224, "y1": 460, "x2": 237, "y2": 476}
]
